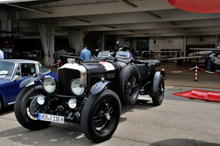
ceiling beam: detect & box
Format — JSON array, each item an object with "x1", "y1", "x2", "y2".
[
  {"x1": 52, "y1": 10, "x2": 220, "y2": 27},
  {"x1": 104, "y1": 27, "x2": 220, "y2": 35},
  {"x1": 64, "y1": 17, "x2": 91, "y2": 23},
  {"x1": 169, "y1": 21, "x2": 178, "y2": 25},
  {"x1": 102, "y1": 25, "x2": 117, "y2": 29},
  {"x1": 126, "y1": 30, "x2": 135, "y2": 33},
  {"x1": 5, "y1": 3, "x2": 52, "y2": 14},
  {"x1": 79, "y1": 19, "x2": 220, "y2": 32},
  {"x1": 8, "y1": 0, "x2": 175, "y2": 19},
  {"x1": 146, "y1": 11, "x2": 162, "y2": 19},
  {"x1": 124, "y1": 31, "x2": 220, "y2": 37},
  {"x1": 120, "y1": 0, "x2": 138, "y2": 8}
]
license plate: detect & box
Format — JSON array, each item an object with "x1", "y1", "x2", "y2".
[{"x1": 38, "y1": 113, "x2": 64, "y2": 124}]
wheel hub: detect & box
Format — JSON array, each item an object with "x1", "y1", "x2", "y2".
[{"x1": 105, "y1": 113, "x2": 110, "y2": 120}]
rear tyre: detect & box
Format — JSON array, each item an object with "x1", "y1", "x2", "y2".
[
  {"x1": 118, "y1": 65, "x2": 140, "y2": 105},
  {"x1": 14, "y1": 85, "x2": 51, "y2": 130},
  {"x1": 152, "y1": 75, "x2": 165, "y2": 106},
  {"x1": 81, "y1": 90, "x2": 121, "y2": 143}
]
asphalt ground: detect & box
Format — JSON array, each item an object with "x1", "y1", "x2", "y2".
[{"x1": 0, "y1": 86, "x2": 220, "y2": 146}]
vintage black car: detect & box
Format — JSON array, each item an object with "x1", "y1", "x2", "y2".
[{"x1": 14, "y1": 51, "x2": 165, "y2": 143}]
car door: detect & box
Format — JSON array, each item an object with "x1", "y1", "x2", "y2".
[
  {"x1": 8, "y1": 63, "x2": 36, "y2": 103},
  {"x1": 0, "y1": 61, "x2": 16, "y2": 106}
]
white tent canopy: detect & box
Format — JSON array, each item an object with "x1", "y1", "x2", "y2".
[
  {"x1": 38, "y1": 19, "x2": 54, "y2": 66},
  {"x1": 68, "y1": 30, "x2": 83, "y2": 55}
]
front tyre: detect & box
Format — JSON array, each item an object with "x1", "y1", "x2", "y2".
[
  {"x1": 81, "y1": 90, "x2": 121, "y2": 143},
  {"x1": 14, "y1": 85, "x2": 51, "y2": 130},
  {"x1": 152, "y1": 75, "x2": 165, "y2": 106}
]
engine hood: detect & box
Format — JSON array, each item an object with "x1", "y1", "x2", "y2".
[{"x1": 82, "y1": 61, "x2": 120, "y2": 75}]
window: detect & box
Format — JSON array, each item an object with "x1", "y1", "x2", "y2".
[
  {"x1": 39, "y1": 64, "x2": 50, "y2": 74},
  {"x1": 20, "y1": 63, "x2": 36, "y2": 77},
  {"x1": 0, "y1": 62, "x2": 15, "y2": 79}
]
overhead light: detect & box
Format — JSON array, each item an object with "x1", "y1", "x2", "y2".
[
  {"x1": 102, "y1": 25, "x2": 117, "y2": 29},
  {"x1": 146, "y1": 11, "x2": 162, "y2": 19},
  {"x1": 5, "y1": 3, "x2": 52, "y2": 14},
  {"x1": 121, "y1": 0, "x2": 138, "y2": 8},
  {"x1": 64, "y1": 17, "x2": 91, "y2": 23}
]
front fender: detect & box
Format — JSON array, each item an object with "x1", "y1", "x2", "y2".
[
  {"x1": 19, "y1": 76, "x2": 44, "y2": 88},
  {"x1": 90, "y1": 81, "x2": 120, "y2": 97}
]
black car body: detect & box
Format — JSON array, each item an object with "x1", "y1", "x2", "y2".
[{"x1": 14, "y1": 51, "x2": 165, "y2": 143}]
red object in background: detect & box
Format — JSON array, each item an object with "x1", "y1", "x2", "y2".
[
  {"x1": 173, "y1": 89, "x2": 220, "y2": 102},
  {"x1": 167, "y1": 0, "x2": 220, "y2": 13}
]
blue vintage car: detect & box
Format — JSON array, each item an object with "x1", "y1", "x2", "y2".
[{"x1": 0, "y1": 59, "x2": 57, "y2": 110}]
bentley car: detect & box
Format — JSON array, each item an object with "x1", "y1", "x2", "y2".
[
  {"x1": 14, "y1": 51, "x2": 165, "y2": 143},
  {"x1": 0, "y1": 59, "x2": 57, "y2": 111}
]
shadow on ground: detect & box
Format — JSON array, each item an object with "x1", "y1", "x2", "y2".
[
  {"x1": 0, "y1": 98, "x2": 159, "y2": 145},
  {"x1": 121, "y1": 98, "x2": 157, "y2": 115},
  {"x1": 0, "y1": 105, "x2": 14, "y2": 116},
  {"x1": 0, "y1": 123, "x2": 93, "y2": 145},
  {"x1": 150, "y1": 138, "x2": 220, "y2": 146}
]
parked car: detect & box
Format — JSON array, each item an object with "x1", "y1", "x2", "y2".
[
  {"x1": 14, "y1": 51, "x2": 165, "y2": 142},
  {"x1": 27, "y1": 50, "x2": 43, "y2": 60},
  {"x1": 55, "y1": 49, "x2": 75, "y2": 65},
  {"x1": 55, "y1": 49, "x2": 74, "y2": 59},
  {"x1": 0, "y1": 59, "x2": 57, "y2": 111}
]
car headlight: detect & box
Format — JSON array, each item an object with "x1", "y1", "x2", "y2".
[
  {"x1": 43, "y1": 77, "x2": 56, "y2": 93},
  {"x1": 69, "y1": 78, "x2": 85, "y2": 96},
  {"x1": 37, "y1": 95, "x2": 45, "y2": 105},
  {"x1": 68, "y1": 98, "x2": 77, "y2": 109}
]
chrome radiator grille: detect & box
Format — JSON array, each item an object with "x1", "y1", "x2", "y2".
[{"x1": 58, "y1": 68, "x2": 80, "y2": 95}]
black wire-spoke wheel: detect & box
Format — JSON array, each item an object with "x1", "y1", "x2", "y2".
[
  {"x1": 119, "y1": 65, "x2": 140, "y2": 105},
  {"x1": 157, "y1": 82, "x2": 164, "y2": 101},
  {"x1": 93, "y1": 99, "x2": 115, "y2": 134},
  {"x1": 126, "y1": 73, "x2": 139, "y2": 101},
  {"x1": 81, "y1": 89, "x2": 121, "y2": 143},
  {"x1": 14, "y1": 85, "x2": 51, "y2": 130},
  {"x1": 26, "y1": 93, "x2": 43, "y2": 121},
  {"x1": 152, "y1": 75, "x2": 165, "y2": 106}
]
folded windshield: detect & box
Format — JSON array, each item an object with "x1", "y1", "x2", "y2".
[
  {"x1": 98, "y1": 51, "x2": 110, "y2": 57},
  {"x1": 116, "y1": 51, "x2": 130, "y2": 58}
]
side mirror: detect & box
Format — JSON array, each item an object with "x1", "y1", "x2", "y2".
[{"x1": 12, "y1": 75, "x2": 20, "y2": 82}]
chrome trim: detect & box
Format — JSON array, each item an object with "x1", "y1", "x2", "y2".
[
  {"x1": 8, "y1": 101, "x2": 15, "y2": 105},
  {"x1": 69, "y1": 78, "x2": 86, "y2": 96},
  {"x1": 59, "y1": 63, "x2": 87, "y2": 84}
]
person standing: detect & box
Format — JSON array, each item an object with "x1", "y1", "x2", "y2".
[
  {"x1": 114, "y1": 41, "x2": 119, "y2": 52},
  {"x1": 80, "y1": 44, "x2": 91, "y2": 61},
  {"x1": 0, "y1": 50, "x2": 4, "y2": 59},
  {"x1": 126, "y1": 48, "x2": 133, "y2": 58}
]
